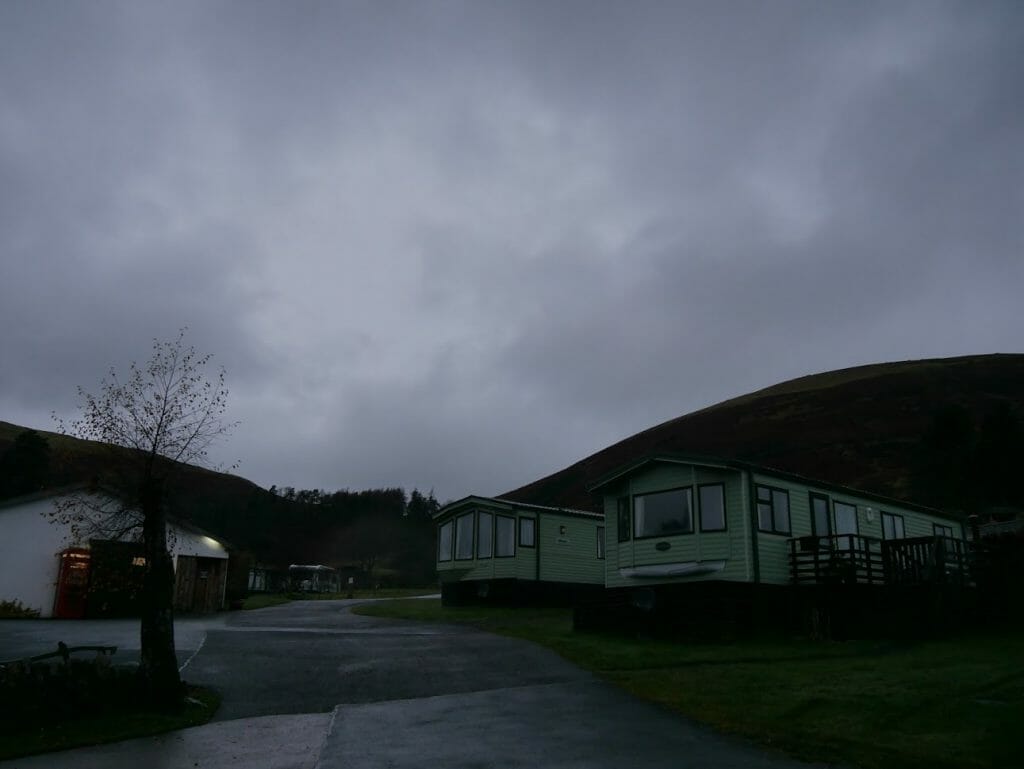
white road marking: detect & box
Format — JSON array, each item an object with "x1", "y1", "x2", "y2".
[{"x1": 178, "y1": 632, "x2": 207, "y2": 672}]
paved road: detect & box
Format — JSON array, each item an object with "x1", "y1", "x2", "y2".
[
  {"x1": 189, "y1": 599, "x2": 591, "y2": 721},
  {"x1": 0, "y1": 601, "x2": 827, "y2": 768},
  {"x1": 0, "y1": 613, "x2": 224, "y2": 667}
]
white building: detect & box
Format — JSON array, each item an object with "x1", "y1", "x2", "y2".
[{"x1": 0, "y1": 487, "x2": 229, "y2": 618}]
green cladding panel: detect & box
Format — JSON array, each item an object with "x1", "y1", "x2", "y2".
[
  {"x1": 599, "y1": 458, "x2": 964, "y2": 589},
  {"x1": 603, "y1": 464, "x2": 751, "y2": 589},
  {"x1": 434, "y1": 498, "x2": 603, "y2": 587},
  {"x1": 537, "y1": 513, "x2": 605, "y2": 585}
]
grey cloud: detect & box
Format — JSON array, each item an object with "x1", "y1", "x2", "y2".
[{"x1": 2, "y1": 1, "x2": 1021, "y2": 500}]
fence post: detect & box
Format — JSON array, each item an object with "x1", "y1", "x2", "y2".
[{"x1": 864, "y1": 537, "x2": 872, "y2": 584}]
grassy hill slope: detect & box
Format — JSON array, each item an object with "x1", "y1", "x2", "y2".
[
  {"x1": 0, "y1": 423, "x2": 436, "y2": 583},
  {"x1": 501, "y1": 353, "x2": 1024, "y2": 512},
  {"x1": 0, "y1": 419, "x2": 272, "y2": 547}
]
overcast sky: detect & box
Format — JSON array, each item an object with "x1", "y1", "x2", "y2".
[{"x1": 2, "y1": 1, "x2": 1021, "y2": 502}]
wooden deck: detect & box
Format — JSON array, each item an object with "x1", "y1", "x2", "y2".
[{"x1": 789, "y1": 534, "x2": 971, "y2": 587}]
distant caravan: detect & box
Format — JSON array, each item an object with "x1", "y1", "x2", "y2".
[{"x1": 288, "y1": 564, "x2": 340, "y2": 593}]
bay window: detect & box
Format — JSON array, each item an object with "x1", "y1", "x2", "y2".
[{"x1": 634, "y1": 487, "x2": 693, "y2": 538}]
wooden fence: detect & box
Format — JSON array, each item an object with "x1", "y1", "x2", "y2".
[
  {"x1": 789, "y1": 534, "x2": 887, "y2": 585},
  {"x1": 789, "y1": 534, "x2": 971, "y2": 587},
  {"x1": 883, "y1": 536, "x2": 971, "y2": 587}
]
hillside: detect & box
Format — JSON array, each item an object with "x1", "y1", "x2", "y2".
[
  {"x1": 0, "y1": 422, "x2": 438, "y2": 584},
  {"x1": 501, "y1": 354, "x2": 1024, "y2": 512},
  {"x1": 0, "y1": 419, "x2": 271, "y2": 538}
]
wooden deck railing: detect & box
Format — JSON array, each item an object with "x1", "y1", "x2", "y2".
[
  {"x1": 883, "y1": 536, "x2": 971, "y2": 587},
  {"x1": 788, "y1": 534, "x2": 971, "y2": 587},
  {"x1": 789, "y1": 534, "x2": 887, "y2": 586}
]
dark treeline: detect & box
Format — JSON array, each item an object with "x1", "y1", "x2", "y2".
[
  {"x1": 211, "y1": 484, "x2": 442, "y2": 587},
  {"x1": 0, "y1": 427, "x2": 442, "y2": 587}
]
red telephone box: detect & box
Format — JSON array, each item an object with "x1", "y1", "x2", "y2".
[{"x1": 53, "y1": 548, "x2": 91, "y2": 619}]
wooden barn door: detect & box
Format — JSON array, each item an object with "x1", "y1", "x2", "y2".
[
  {"x1": 199, "y1": 558, "x2": 227, "y2": 612},
  {"x1": 175, "y1": 556, "x2": 226, "y2": 612},
  {"x1": 192, "y1": 560, "x2": 213, "y2": 611},
  {"x1": 174, "y1": 555, "x2": 198, "y2": 611}
]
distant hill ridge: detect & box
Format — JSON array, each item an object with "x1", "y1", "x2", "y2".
[
  {"x1": 4, "y1": 353, "x2": 1022, "y2": 532},
  {"x1": 501, "y1": 354, "x2": 1024, "y2": 512}
]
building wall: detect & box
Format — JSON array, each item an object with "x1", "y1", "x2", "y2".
[
  {"x1": 750, "y1": 472, "x2": 966, "y2": 585},
  {"x1": 0, "y1": 493, "x2": 229, "y2": 617},
  {"x1": 515, "y1": 513, "x2": 538, "y2": 581},
  {"x1": 170, "y1": 526, "x2": 229, "y2": 563},
  {"x1": 171, "y1": 528, "x2": 229, "y2": 612},
  {"x1": 0, "y1": 497, "x2": 71, "y2": 617},
  {"x1": 602, "y1": 461, "x2": 965, "y2": 588},
  {"x1": 435, "y1": 506, "x2": 521, "y2": 582},
  {"x1": 435, "y1": 503, "x2": 603, "y2": 586},
  {"x1": 174, "y1": 556, "x2": 228, "y2": 613},
  {"x1": 752, "y1": 472, "x2": 810, "y2": 584},
  {"x1": 537, "y1": 512, "x2": 604, "y2": 585},
  {"x1": 604, "y1": 465, "x2": 751, "y2": 590}
]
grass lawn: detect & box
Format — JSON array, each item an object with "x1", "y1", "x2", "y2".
[
  {"x1": 354, "y1": 599, "x2": 1023, "y2": 769},
  {"x1": 242, "y1": 588, "x2": 437, "y2": 609},
  {"x1": 240, "y1": 593, "x2": 294, "y2": 609},
  {"x1": 0, "y1": 686, "x2": 220, "y2": 762},
  {"x1": 296, "y1": 587, "x2": 439, "y2": 600}
]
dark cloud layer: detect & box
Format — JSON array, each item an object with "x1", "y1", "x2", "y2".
[{"x1": 2, "y1": 1, "x2": 1021, "y2": 501}]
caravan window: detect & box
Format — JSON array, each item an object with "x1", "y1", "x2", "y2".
[
  {"x1": 477, "y1": 512, "x2": 493, "y2": 559},
  {"x1": 756, "y1": 486, "x2": 791, "y2": 535},
  {"x1": 698, "y1": 484, "x2": 726, "y2": 531},
  {"x1": 834, "y1": 502, "x2": 858, "y2": 538},
  {"x1": 634, "y1": 487, "x2": 693, "y2": 538},
  {"x1": 881, "y1": 512, "x2": 905, "y2": 540},
  {"x1": 438, "y1": 520, "x2": 453, "y2": 561},
  {"x1": 495, "y1": 515, "x2": 516, "y2": 557},
  {"x1": 519, "y1": 517, "x2": 536, "y2": 547},
  {"x1": 455, "y1": 513, "x2": 475, "y2": 560},
  {"x1": 617, "y1": 497, "x2": 631, "y2": 542},
  {"x1": 810, "y1": 493, "x2": 831, "y2": 538}
]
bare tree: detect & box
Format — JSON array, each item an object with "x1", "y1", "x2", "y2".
[{"x1": 55, "y1": 329, "x2": 235, "y2": 708}]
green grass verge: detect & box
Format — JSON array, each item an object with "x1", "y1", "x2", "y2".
[
  {"x1": 240, "y1": 593, "x2": 294, "y2": 609},
  {"x1": 295, "y1": 588, "x2": 439, "y2": 600},
  {"x1": 242, "y1": 588, "x2": 436, "y2": 609},
  {"x1": 0, "y1": 686, "x2": 220, "y2": 762},
  {"x1": 354, "y1": 599, "x2": 1023, "y2": 769}
]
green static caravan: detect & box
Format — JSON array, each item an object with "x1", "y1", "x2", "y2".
[
  {"x1": 585, "y1": 455, "x2": 969, "y2": 635},
  {"x1": 435, "y1": 495, "x2": 606, "y2": 606}
]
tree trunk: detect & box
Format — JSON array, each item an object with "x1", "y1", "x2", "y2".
[{"x1": 139, "y1": 478, "x2": 183, "y2": 710}]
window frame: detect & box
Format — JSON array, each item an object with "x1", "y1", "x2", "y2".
[
  {"x1": 881, "y1": 511, "x2": 906, "y2": 541},
  {"x1": 697, "y1": 483, "x2": 727, "y2": 532},
  {"x1": 633, "y1": 486, "x2": 694, "y2": 540},
  {"x1": 494, "y1": 515, "x2": 516, "y2": 558},
  {"x1": 933, "y1": 523, "x2": 954, "y2": 539},
  {"x1": 518, "y1": 517, "x2": 536, "y2": 548},
  {"x1": 454, "y1": 512, "x2": 475, "y2": 561},
  {"x1": 437, "y1": 520, "x2": 453, "y2": 562},
  {"x1": 756, "y1": 484, "x2": 791, "y2": 536},
  {"x1": 596, "y1": 526, "x2": 605, "y2": 559},
  {"x1": 616, "y1": 496, "x2": 631, "y2": 543},
  {"x1": 476, "y1": 511, "x2": 493, "y2": 559},
  {"x1": 833, "y1": 501, "x2": 859, "y2": 538},
  {"x1": 810, "y1": 492, "x2": 832, "y2": 538}
]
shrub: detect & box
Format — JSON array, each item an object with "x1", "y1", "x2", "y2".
[
  {"x1": 0, "y1": 599, "x2": 40, "y2": 619},
  {"x1": 0, "y1": 653, "x2": 142, "y2": 733}
]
